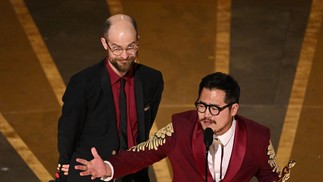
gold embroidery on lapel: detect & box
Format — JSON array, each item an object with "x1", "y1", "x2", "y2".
[
  {"x1": 129, "y1": 123, "x2": 174, "y2": 151},
  {"x1": 279, "y1": 160, "x2": 296, "y2": 181},
  {"x1": 267, "y1": 140, "x2": 280, "y2": 174}
]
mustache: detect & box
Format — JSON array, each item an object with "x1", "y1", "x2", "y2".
[
  {"x1": 115, "y1": 55, "x2": 136, "y2": 61},
  {"x1": 200, "y1": 117, "x2": 217, "y2": 124}
]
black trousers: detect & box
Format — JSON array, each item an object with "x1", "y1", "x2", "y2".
[{"x1": 115, "y1": 168, "x2": 150, "y2": 182}]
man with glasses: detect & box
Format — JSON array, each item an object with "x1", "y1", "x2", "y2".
[
  {"x1": 74, "y1": 72, "x2": 283, "y2": 182},
  {"x1": 54, "y1": 14, "x2": 164, "y2": 182}
]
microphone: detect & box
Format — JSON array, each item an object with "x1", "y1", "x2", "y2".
[
  {"x1": 204, "y1": 127, "x2": 213, "y2": 182},
  {"x1": 204, "y1": 127, "x2": 214, "y2": 151}
]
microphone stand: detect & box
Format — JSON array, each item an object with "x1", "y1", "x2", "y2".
[
  {"x1": 204, "y1": 128, "x2": 213, "y2": 182},
  {"x1": 205, "y1": 145, "x2": 209, "y2": 182}
]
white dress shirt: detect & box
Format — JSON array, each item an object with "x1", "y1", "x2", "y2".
[{"x1": 208, "y1": 119, "x2": 236, "y2": 182}]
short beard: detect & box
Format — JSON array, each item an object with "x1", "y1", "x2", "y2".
[{"x1": 110, "y1": 55, "x2": 136, "y2": 73}]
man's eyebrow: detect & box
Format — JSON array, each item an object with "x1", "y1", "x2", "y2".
[
  {"x1": 110, "y1": 41, "x2": 137, "y2": 47},
  {"x1": 197, "y1": 101, "x2": 220, "y2": 107},
  {"x1": 127, "y1": 41, "x2": 137, "y2": 46}
]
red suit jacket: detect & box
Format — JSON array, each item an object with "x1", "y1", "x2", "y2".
[{"x1": 108, "y1": 110, "x2": 280, "y2": 182}]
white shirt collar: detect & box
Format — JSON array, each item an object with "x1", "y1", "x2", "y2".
[{"x1": 217, "y1": 118, "x2": 236, "y2": 147}]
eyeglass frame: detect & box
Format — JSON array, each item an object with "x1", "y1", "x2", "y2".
[
  {"x1": 105, "y1": 39, "x2": 139, "y2": 56},
  {"x1": 194, "y1": 101, "x2": 236, "y2": 116}
]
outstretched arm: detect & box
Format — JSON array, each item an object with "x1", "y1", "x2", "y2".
[{"x1": 75, "y1": 147, "x2": 112, "y2": 180}]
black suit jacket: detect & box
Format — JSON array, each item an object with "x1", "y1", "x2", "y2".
[{"x1": 56, "y1": 60, "x2": 163, "y2": 181}]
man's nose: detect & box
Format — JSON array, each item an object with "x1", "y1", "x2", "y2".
[
  {"x1": 204, "y1": 108, "x2": 213, "y2": 117},
  {"x1": 120, "y1": 50, "x2": 129, "y2": 59}
]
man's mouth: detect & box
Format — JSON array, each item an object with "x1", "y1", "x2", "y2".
[{"x1": 201, "y1": 119, "x2": 217, "y2": 125}]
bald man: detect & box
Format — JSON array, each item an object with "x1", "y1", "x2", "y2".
[{"x1": 54, "y1": 14, "x2": 164, "y2": 182}]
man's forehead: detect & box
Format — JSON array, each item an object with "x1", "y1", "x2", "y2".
[
  {"x1": 200, "y1": 88, "x2": 226, "y2": 102},
  {"x1": 201, "y1": 88, "x2": 225, "y2": 95},
  {"x1": 109, "y1": 21, "x2": 135, "y2": 32},
  {"x1": 108, "y1": 22, "x2": 136, "y2": 40}
]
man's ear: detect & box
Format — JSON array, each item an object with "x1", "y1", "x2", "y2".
[
  {"x1": 101, "y1": 37, "x2": 108, "y2": 50},
  {"x1": 231, "y1": 103, "x2": 239, "y2": 116}
]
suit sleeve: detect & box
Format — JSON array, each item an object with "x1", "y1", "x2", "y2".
[
  {"x1": 56, "y1": 76, "x2": 86, "y2": 180},
  {"x1": 108, "y1": 123, "x2": 174, "y2": 178},
  {"x1": 256, "y1": 131, "x2": 280, "y2": 182}
]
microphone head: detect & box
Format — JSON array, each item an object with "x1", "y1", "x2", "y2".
[{"x1": 204, "y1": 128, "x2": 214, "y2": 148}]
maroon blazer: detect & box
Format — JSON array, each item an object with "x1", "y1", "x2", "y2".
[{"x1": 109, "y1": 110, "x2": 280, "y2": 182}]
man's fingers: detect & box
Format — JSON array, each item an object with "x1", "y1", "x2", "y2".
[
  {"x1": 62, "y1": 164, "x2": 69, "y2": 168},
  {"x1": 76, "y1": 158, "x2": 88, "y2": 165},
  {"x1": 79, "y1": 170, "x2": 99, "y2": 179},
  {"x1": 75, "y1": 149, "x2": 102, "y2": 179},
  {"x1": 75, "y1": 164, "x2": 87, "y2": 171},
  {"x1": 91, "y1": 147, "x2": 100, "y2": 159},
  {"x1": 79, "y1": 170, "x2": 91, "y2": 176},
  {"x1": 61, "y1": 164, "x2": 69, "y2": 172}
]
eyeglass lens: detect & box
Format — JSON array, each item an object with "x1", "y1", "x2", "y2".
[
  {"x1": 107, "y1": 40, "x2": 138, "y2": 56},
  {"x1": 195, "y1": 102, "x2": 233, "y2": 116}
]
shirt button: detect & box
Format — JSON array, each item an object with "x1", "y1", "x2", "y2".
[{"x1": 111, "y1": 150, "x2": 117, "y2": 155}]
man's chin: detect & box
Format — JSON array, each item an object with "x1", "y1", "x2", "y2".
[{"x1": 118, "y1": 61, "x2": 134, "y2": 72}]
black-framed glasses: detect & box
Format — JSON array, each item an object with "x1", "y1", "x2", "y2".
[
  {"x1": 106, "y1": 39, "x2": 139, "y2": 56},
  {"x1": 194, "y1": 101, "x2": 235, "y2": 116}
]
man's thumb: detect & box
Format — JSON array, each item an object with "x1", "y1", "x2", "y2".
[{"x1": 91, "y1": 147, "x2": 99, "y2": 158}]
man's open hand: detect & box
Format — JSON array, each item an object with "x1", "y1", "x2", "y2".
[{"x1": 75, "y1": 147, "x2": 111, "y2": 180}]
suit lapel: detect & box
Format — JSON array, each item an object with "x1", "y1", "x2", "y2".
[
  {"x1": 100, "y1": 60, "x2": 116, "y2": 115},
  {"x1": 223, "y1": 116, "x2": 247, "y2": 181},
  {"x1": 192, "y1": 120, "x2": 213, "y2": 181},
  {"x1": 100, "y1": 61, "x2": 111, "y2": 95},
  {"x1": 134, "y1": 70, "x2": 145, "y2": 142}
]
